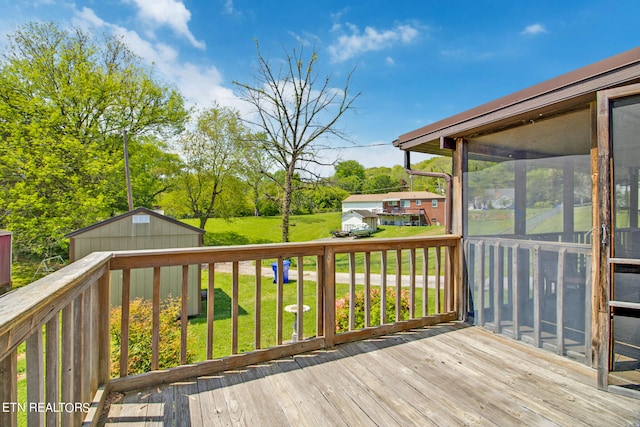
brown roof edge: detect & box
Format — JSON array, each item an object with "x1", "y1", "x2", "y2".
[
  {"x1": 396, "y1": 46, "x2": 640, "y2": 147},
  {"x1": 65, "y1": 207, "x2": 205, "y2": 238}
]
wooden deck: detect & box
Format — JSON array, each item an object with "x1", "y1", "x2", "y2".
[{"x1": 101, "y1": 322, "x2": 640, "y2": 426}]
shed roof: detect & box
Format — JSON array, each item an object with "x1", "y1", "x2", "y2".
[
  {"x1": 344, "y1": 209, "x2": 379, "y2": 218},
  {"x1": 395, "y1": 46, "x2": 640, "y2": 156},
  {"x1": 65, "y1": 207, "x2": 205, "y2": 238}
]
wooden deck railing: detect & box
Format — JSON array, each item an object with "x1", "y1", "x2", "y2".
[
  {"x1": 465, "y1": 236, "x2": 592, "y2": 364},
  {"x1": 0, "y1": 235, "x2": 461, "y2": 426}
]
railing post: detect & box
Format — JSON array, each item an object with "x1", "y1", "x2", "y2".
[
  {"x1": 254, "y1": 262, "x2": 262, "y2": 351},
  {"x1": 152, "y1": 267, "x2": 161, "y2": 370},
  {"x1": 120, "y1": 269, "x2": 131, "y2": 377},
  {"x1": 46, "y1": 314, "x2": 60, "y2": 427},
  {"x1": 395, "y1": 249, "x2": 402, "y2": 322},
  {"x1": 61, "y1": 303, "x2": 74, "y2": 427},
  {"x1": 207, "y1": 263, "x2": 216, "y2": 358},
  {"x1": 476, "y1": 241, "x2": 485, "y2": 326},
  {"x1": 493, "y1": 243, "x2": 503, "y2": 334},
  {"x1": 181, "y1": 265, "x2": 190, "y2": 363},
  {"x1": 73, "y1": 292, "x2": 84, "y2": 426},
  {"x1": 316, "y1": 255, "x2": 324, "y2": 336},
  {"x1": 276, "y1": 258, "x2": 284, "y2": 346},
  {"x1": 512, "y1": 244, "x2": 521, "y2": 340},
  {"x1": 364, "y1": 252, "x2": 371, "y2": 327},
  {"x1": 557, "y1": 248, "x2": 566, "y2": 356},
  {"x1": 348, "y1": 252, "x2": 356, "y2": 331},
  {"x1": 0, "y1": 350, "x2": 17, "y2": 427},
  {"x1": 533, "y1": 245, "x2": 542, "y2": 348},
  {"x1": 323, "y1": 246, "x2": 336, "y2": 348},
  {"x1": 26, "y1": 329, "x2": 44, "y2": 427},
  {"x1": 231, "y1": 262, "x2": 239, "y2": 354},
  {"x1": 97, "y1": 270, "x2": 111, "y2": 385}
]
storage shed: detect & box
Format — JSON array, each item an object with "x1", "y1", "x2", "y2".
[
  {"x1": 341, "y1": 210, "x2": 379, "y2": 232},
  {"x1": 0, "y1": 231, "x2": 11, "y2": 295},
  {"x1": 66, "y1": 208, "x2": 205, "y2": 316}
]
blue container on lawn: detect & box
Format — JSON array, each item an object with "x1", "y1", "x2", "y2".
[{"x1": 271, "y1": 260, "x2": 290, "y2": 283}]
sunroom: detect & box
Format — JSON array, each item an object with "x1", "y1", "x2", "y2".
[{"x1": 395, "y1": 46, "x2": 640, "y2": 397}]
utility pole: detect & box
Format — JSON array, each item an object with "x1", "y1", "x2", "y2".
[{"x1": 123, "y1": 130, "x2": 134, "y2": 211}]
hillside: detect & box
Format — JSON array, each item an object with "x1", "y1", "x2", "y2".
[{"x1": 182, "y1": 212, "x2": 445, "y2": 246}]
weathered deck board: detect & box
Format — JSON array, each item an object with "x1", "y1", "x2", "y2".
[{"x1": 103, "y1": 323, "x2": 640, "y2": 426}]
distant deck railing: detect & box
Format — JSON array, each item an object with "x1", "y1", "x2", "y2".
[
  {"x1": 465, "y1": 236, "x2": 592, "y2": 364},
  {"x1": 0, "y1": 235, "x2": 461, "y2": 426}
]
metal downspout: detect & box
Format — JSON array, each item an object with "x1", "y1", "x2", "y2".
[{"x1": 404, "y1": 151, "x2": 453, "y2": 234}]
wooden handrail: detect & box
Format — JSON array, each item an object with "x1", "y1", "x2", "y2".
[
  {"x1": 0, "y1": 235, "x2": 461, "y2": 426},
  {"x1": 0, "y1": 251, "x2": 112, "y2": 427}
]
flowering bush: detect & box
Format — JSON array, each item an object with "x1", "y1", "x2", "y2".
[
  {"x1": 110, "y1": 296, "x2": 194, "y2": 377},
  {"x1": 335, "y1": 288, "x2": 411, "y2": 332}
]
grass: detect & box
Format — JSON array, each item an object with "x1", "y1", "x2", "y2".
[
  {"x1": 183, "y1": 212, "x2": 445, "y2": 246},
  {"x1": 182, "y1": 212, "x2": 342, "y2": 245},
  {"x1": 468, "y1": 205, "x2": 594, "y2": 236},
  {"x1": 187, "y1": 270, "x2": 442, "y2": 362}
]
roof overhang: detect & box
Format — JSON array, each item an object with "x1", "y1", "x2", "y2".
[{"x1": 394, "y1": 47, "x2": 640, "y2": 156}]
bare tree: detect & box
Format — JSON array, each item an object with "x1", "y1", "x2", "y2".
[{"x1": 234, "y1": 41, "x2": 359, "y2": 242}]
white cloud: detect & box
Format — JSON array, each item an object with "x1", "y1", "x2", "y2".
[
  {"x1": 329, "y1": 23, "x2": 420, "y2": 63},
  {"x1": 223, "y1": 0, "x2": 235, "y2": 15},
  {"x1": 521, "y1": 23, "x2": 547, "y2": 36},
  {"x1": 74, "y1": 7, "x2": 106, "y2": 28},
  {"x1": 72, "y1": 6, "x2": 242, "y2": 112},
  {"x1": 385, "y1": 57, "x2": 395, "y2": 66},
  {"x1": 124, "y1": 0, "x2": 205, "y2": 49}
]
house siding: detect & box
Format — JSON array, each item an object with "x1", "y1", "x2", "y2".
[{"x1": 381, "y1": 198, "x2": 445, "y2": 226}]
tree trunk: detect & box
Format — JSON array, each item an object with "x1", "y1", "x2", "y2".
[
  {"x1": 281, "y1": 168, "x2": 294, "y2": 242},
  {"x1": 199, "y1": 216, "x2": 208, "y2": 230},
  {"x1": 253, "y1": 182, "x2": 260, "y2": 217}
]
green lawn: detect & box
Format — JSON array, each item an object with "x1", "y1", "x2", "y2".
[
  {"x1": 187, "y1": 270, "x2": 442, "y2": 362},
  {"x1": 182, "y1": 212, "x2": 445, "y2": 246},
  {"x1": 468, "y1": 205, "x2": 594, "y2": 236},
  {"x1": 182, "y1": 213, "x2": 342, "y2": 245}
]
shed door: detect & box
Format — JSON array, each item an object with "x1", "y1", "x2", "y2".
[{"x1": 599, "y1": 84, "x2": 640, "y2": 397}]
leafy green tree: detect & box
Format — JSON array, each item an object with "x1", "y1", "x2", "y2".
[
  {"x1": 240, "y1": 132, "x2": 273, "y2": 216},
  {"x1": 334, "y1": 160, "x2": 365, "y2": 193},
  {"x1": 234, "y1": 41, "x2": 359, "y2": 242},
  {"x1": 0, "y1": 22, "x2": 186, "y2": 256},
  {"x1": 102, "y1": 136, "x2": 182, "y2": 213},
  {"x1": 362, "y1": 174, "x2": 402, "y2": 194},
  {"x1": 172, "y1": 105, "x2": 250, "y2": 229}
]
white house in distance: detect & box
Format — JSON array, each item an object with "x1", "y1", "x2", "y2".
[
  {"x1": 341, "y1": 194, "x2": 384, "y2": 213},
  {"x1": 341, "y1": 191, "x2": 446, "y2": 231}
]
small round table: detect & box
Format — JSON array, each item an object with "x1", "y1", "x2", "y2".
[{"x1": 284, "y1": 304, "x2": 310, "y2": 342}]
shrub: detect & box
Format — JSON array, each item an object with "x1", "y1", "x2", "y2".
[
  {"x1": 335, "y1": 288, "x2": 411, "y2": 332},
  {"x1": 110, "y1": 296, "x2": 194, "y2": 377}
]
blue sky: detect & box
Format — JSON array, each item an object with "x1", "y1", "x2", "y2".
[{"x1": 1, "y1": 0, "x2": 639, "y2": 172}]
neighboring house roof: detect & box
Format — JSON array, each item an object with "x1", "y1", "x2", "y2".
[
  {"x1": 385, "y1": 191, "x2": 445, "y2": 201},
  {"x1": 343, "y1": 191, "x2": 445, "y2": 203},
  {"x1": 394, "y1": 46, "x2": 640, "y2": 156},
  {"x1": 342, "y1": 194, "x2": 386, "y2": 203},
  {"x1": 65, "y1": 207, "x2": 205, "y2": 238}
]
